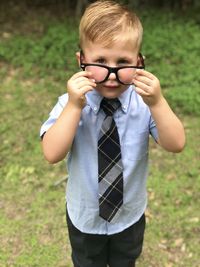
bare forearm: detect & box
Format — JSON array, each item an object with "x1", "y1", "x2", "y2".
[
  {"x1": 150, "y1": 97, "x2": 185, "y2": 152},
  {"x1": 42, "y1": 102, "x2": 82, "y2": 163}
]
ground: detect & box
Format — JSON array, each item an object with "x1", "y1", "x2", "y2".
[{"x1": 0, "y1": 5, "x2": 200, "y2": 267}]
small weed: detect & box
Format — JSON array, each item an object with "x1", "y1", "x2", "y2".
[{"x1": 0, "y1": 7, "x2": 199, "y2": 267}]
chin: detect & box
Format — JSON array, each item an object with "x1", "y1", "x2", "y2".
[
  {"x1": 97, "y1": 88, "x2": 124, "y2": 99},
  {"x1": 102, "y1": 92, "x2": 120, "y2": 98}
]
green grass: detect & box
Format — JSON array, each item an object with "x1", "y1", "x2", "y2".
[
  {"x1": 0, "y1": 7, "x2": 200, "y2": 267},
  {"x1": 139, "y1": 118, "x2": 200, "y2": 266},
  {"x1": 141, "y1": 11, "x2": 200, "y2": 115}
]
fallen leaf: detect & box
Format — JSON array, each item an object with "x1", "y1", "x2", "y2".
[
  {"x1": 174, "y1": 238, "x2": 184, "y2": 247},
  {"x1": 181, "y1": 243, "x2": 186, "y2": 252},
  {"x1": 189, "y1": 217, "x2": 199, "y2": 223}
]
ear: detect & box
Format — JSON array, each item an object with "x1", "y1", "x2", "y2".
[
  {"x1": 137, "y1": 53, "x2": 145, "y2": 67},
  {"x1": 137, "y1": 54, "x2": 142, "y2": 66},
  {"x1": 76, "y1": 51, "x2": 81, "y2": 67}
]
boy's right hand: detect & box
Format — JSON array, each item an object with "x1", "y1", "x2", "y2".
[{"x1": 67, "y1": 71, "x2": 96, "y2": 109}]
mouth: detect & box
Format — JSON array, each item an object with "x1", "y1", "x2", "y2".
[{"x1": 103, "y1": 84, "x2": 120, "y2": 89}]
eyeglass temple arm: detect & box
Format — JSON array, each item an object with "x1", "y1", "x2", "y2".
[{"x1": 138, "y1": 53, "x2": 145, "y2": 69}]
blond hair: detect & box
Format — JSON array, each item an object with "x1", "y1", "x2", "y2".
[{"x1": 79, "y1": 0, "x2": 143, "y2": 51}]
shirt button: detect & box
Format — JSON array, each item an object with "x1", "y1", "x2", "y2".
[
  {"x1": 123, "y1": 105, "x2": 127, "y2": 109},
  {"x1": 94, "y1": 106, "x2": 97, "y2": 111}
]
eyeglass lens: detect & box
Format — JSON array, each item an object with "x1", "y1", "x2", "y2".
[{"x1": 84, "y1": 65, "x2": 137, "y2": 85}]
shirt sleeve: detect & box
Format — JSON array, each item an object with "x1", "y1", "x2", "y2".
[
  {"x1": 39, "y1": 93, "x2": 68, "y2": 138},
  {"x1": 149, "y1": 115, "x2": 158, "y2": 142}
]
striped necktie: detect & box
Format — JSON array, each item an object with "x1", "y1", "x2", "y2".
[{"x1": 98, "y1": 98, "x2": 123, "y2": 222}]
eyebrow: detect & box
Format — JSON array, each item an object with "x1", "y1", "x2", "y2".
[
  {"x1": 92, "y1": 56, "x2": 133, "y2": 62},
  {"x1": 117, "y1": 57, "x2": 132, "y2": 62}
]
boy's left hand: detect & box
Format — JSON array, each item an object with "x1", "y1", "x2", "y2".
[{"x1": 133, "y1": 69, "x2": 163, "y2": 107}]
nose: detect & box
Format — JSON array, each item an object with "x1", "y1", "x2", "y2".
[{"x1": 108, "y1": 71, "x2": 117, "y2": 81}]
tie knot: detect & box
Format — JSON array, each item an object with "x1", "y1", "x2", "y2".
[{"x1": 101, "y1": 98, "x2": 121, "y2": 116}]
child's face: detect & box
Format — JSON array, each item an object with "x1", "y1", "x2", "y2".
[{"x1": 78, "y1": 40, "x2": 140, "y2": 99}]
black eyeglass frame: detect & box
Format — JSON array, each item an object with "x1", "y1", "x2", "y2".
[{"x1": 80, "y1": 51, "x2": 145, "y2": 85}]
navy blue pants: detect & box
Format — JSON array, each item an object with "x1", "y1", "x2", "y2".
[{"x1": 66, "y1": 211, "x2": 145, "y2": 267}]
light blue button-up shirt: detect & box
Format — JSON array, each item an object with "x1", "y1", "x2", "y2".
[{"x1": 40, "y1": 86, "x2": 158, "y2": 235}]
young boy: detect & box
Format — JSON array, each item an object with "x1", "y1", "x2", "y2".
[{"x1": 40, "y1": 1, "x2": 185, "y2": 266}]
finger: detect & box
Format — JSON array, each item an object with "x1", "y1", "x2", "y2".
[
  {"x1": 75, "y1": 76, "x2": 95, "y2": 85},
  {"x1": 80, "y1": 85, "x2": 95, "y2": 95},
  {"x1": 76, "y1": 80, "x2": 96, "y2": 90},
  {"x1": 70, "y1": 71, "x2": 92, "y2": 81},
  {"x1": 136, "y1": 69, "x2": 155, "y2": 80},
  {"x1": 133, "y1": 79, "x2": 151, "y2": 93},
  {"x1": 134, "y1": 75, "x2": 152, "y2": 86},
  {"x1": 134, "y1": 86, "x2": 149, "y2": 96}
]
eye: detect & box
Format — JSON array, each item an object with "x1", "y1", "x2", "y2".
[
  {"x1": 117, "y1": 58, "x2": 131, "y2": 66},
  {"x1": 95, "y1": 57, "x2": 106, "y2": 64}
]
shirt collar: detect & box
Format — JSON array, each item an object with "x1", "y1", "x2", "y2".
[
  {"x1": 118, "y1": 86, "x2": 133, "y2": 113},
  {"x1": 85, "y1": 85, "x2": 134, "y2": 114}
]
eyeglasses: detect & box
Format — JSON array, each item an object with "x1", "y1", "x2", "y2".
[{"x1": 80, "y1": 51, "x2": 145, "y2": 85}]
